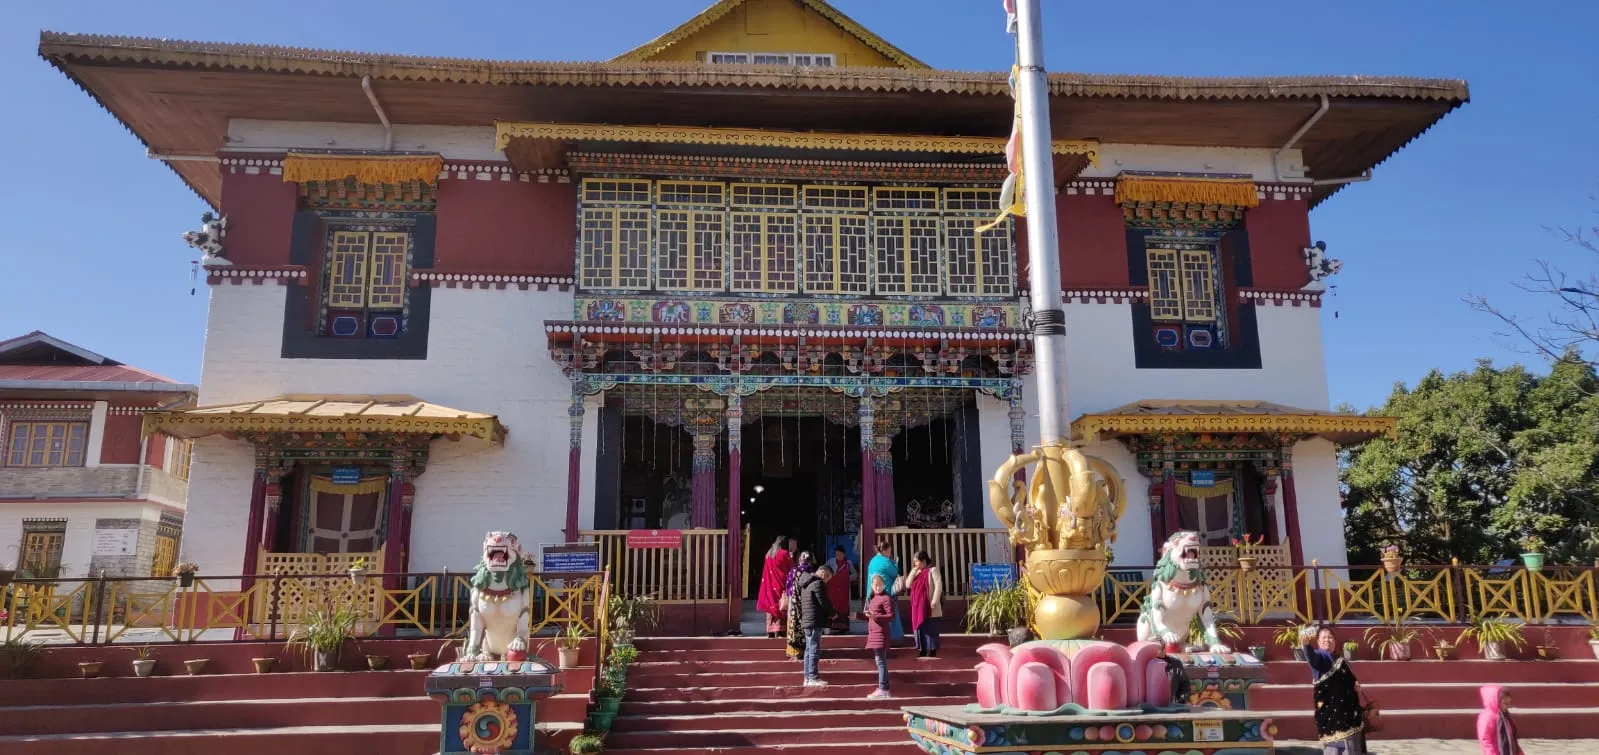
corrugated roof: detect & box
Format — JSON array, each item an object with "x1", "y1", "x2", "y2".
[
  {"x1": 1072, "y1": 400, "x2": 1396, "y2": 445},
  {"x1": 0, "y1": 364, "x2": 181, "y2": 384},
  {"x1": 142, "y1": 394, "x2": 508, "y2": 444}
]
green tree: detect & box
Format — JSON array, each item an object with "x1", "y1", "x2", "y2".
[{"x1": 1340, "y1": 357, "x2": 1599, "y2": 566}]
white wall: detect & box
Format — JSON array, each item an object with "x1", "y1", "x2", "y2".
[
  {"x1": 1080, "y1": 143, "x2": 1306, "y2": 182},
  {"x1": 1060, "y1": 301, "x2": 1330, "y2": 415},
  {"x1": 185, "y1": 283, "x2": 575, "y2": 575},
  {"x1": 1291, "y1": 437, "x2": 1346, "y2": 568},
  {"x1": 226, "y1": 121, "x2": 502, "y2": 162},
  {"x1": 0, "y1": 501, "x2": 160, "y2": 579}
]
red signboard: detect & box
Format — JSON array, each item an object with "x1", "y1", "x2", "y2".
[{"x1": 626, "y1": 529, "x2": 684, "y2": 549}]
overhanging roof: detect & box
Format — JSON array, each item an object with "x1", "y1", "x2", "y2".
[
  {"x1": 38, "y1": 31, "x2": 1468, "y2": 209},
  {"x1": 1072, "y1": 399, "x2": 1395, "y2": 446},
  {"x1": 141, "y1": 394, "x2": 507, "y2": 444}
]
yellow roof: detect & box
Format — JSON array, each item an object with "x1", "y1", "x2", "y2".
[
  {"x1": 142, "y1": 394, "x2": 507, "y2": 444},
  {"x1": 1071, "y1": 400, "x2": 1395, "y2": 446},
  {"x1": 612, "y1": 0, "x2": 929, "y2": 69}
]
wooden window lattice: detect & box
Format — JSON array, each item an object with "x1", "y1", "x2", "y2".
[
  {"x1": 151, "y1": 534, "x2": 178, "y2": 578},
  {"x1": 169, "y1": 438, "x2": 193, "y2": 482},
  {"x1": 1179, "y1": 249, "x2": 1218, "y2": 322},
  {"x1": 802, "y1": 214, "x2": 869, "y2": 294},
  {"x1": 657, "y1": 210, "x2": 726, "y2": 291},
  {"x1": 326, "y1": 230, "x2": 409, "y2": 308},
  {"x1": 874, "y1": 216, "x2": 942, "y2": 295},
  {"x1": 730, "y1": 212, "x2": 798, "y2": 292},
  {"x1": 580, "y1": 208, "x2": 652, "y2": 289},
  {"x1": 6, "y1": 421, "x2": 88, "y2": 467},
  {"x1": 21, "y1": 530, "x2": 65, "y2": 574},
  {"x1": 1147, "y1": 247, "x2": 1219, "y2": 323}
]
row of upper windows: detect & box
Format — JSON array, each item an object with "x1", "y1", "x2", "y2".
[
  {"x1": 3, "y1": 420, "x2": 191, "y2": 477},
  {"x1": 707, "y1": 51, "x2": 835, "y2": 67},
  {"x1": 577, "y1": 180, "x2": 1015, "y2": 297}
]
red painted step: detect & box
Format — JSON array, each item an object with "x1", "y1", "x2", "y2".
[
  {"x1": 626, "y1": 682, "x2": 970, "y2": 702},
  {"x1": 1262, "y1": 659, "x2": 1599, "y2": 684},
  {"x1": 0, "y1": 724, "x2": 440, "y2": 755},
  {"x1": 0, "y1": 697, "x2": 436, "y2": 737},
  {"x1": 608, "y1": 744, "x2": 923, "y2": 755},
  {"x1": 605, "y1": 723, "x2": 915, "y2": 749},
  {"x1": 0, "y1": 670, "x2": 429, "y2": 707},
  {"x1": 621, "y1": 695, "x2": 956, "y2": 716},
  {"x1": 1266, "y1": 707, "x2": 1599, "y2": 741},
  {"x1": 1250, "y1": 681, "x2": 1599, "y2": 711}
]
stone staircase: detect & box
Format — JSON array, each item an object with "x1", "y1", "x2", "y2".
[
  {"x1": 604, "y1": 635, "x2": 989, "y2": 755},
  {"x1": 0, "y1": 641, "x2": 592, "y2": 755}
]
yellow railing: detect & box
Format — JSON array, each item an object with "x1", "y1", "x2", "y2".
[
  {"x1": 580, "y1": 529, "x2": 732, "y2": 604},
  {"x1": 876, "y1": 527, "x2": 1013, "y2": 597}
]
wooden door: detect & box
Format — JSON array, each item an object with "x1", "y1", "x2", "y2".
[
  {"x1": 1178, "y1": 490, "x2": 1234, "y2": 546},
  {"x1": 309, "y1": 490, "x2": 384, "y2": 553}
]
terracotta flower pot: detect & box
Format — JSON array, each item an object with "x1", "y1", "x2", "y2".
[
  {"x1": 184, "y1": 659, "x2": 209, "y2": 676},
  {"x1": 1381, "y1": 557, "x2": 1403, "y2": 574},
  {"x1": 252, "y1": 658, "x2": 275, "y2": 674},
  {"x1": 78, "y1": 661, "x2": 104, "y2": 679},
  {"x1": 1386, "y1": 643, "x2": 1412, "y2": 661},
  {"x1": 1237, "y1": 557, "x2": 1257, "y2": 572},
  {"x1": 558, "y1": 646, "x2": 581, "y2": 670},
  {"x1": 1537, "y1": 646, "x2": 1559, "y2": 661},
  {"x1": 407, "y1": 653, "x2": 431, "y2": 670},
  {"x1": 1434, "y1": 645, "x2": 1457, "y2": 660},
  {"x1": 365, "y1": 655, "x2": 389, "y2": 671},
  {"x1": 132, "y1": 659, "x2": 156, "y2": 677}
]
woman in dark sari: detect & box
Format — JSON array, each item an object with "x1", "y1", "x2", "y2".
[
  {"x1": 1303, "y1": 625, "x2": 1366, "y2": 754},
  {"x1": 784, "y1": 551, "x2": 815, "y2": 660}
]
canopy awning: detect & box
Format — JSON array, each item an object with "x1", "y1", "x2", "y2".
[
  {"x1": 1071, "y1": 399, "x2": 1394, "y2": 446},
  {"x1": 141, "y1": 394, "x2": 507, "y2": 444}
]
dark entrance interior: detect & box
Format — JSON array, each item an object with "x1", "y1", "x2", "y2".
[{"x1": 740, "y1": 416, "x2": 861, "y2": 597}]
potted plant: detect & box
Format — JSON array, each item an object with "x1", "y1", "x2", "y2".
[
  {"x1": 252, "y1": 657, "x2": 276, "y2": 673},
  {"x1": 1589, "y1": 625, "x2": 1599, "y2": 660},
  {"x1": 964, "y1": 579, "x2": 1032, "y2": 646},
  {"x1": 1341, "y1": 640, "x2": 1359, "y2": 661},
  {"x1": 172, "y1": 562, "x2": 199, "y2": 588},
  {"x1": 1458, "y1": 614, "x2": 1525, "y2": 660},
  {"x1": 1520, "y1": 535, "x2": 1546, "y2": 571},
  {"x1": 183, "y1": 658, "x2": 209, "y2": 675},
  {"x1": 287, "y1": 606, "x2": 360, "y2": 672},
  {"x1": 1231, "y1": 534, "x2": 1264, "y2": 572},
  {"x1": 559, "y1": 623, "x2": 591, "y2": 668},
  {"x1": 606, "y1": 593, "x2": 658, "y2": 647},
  {"x1": 347, "y1": 558, "x2": 370, "y2": 585},
  {"x1": 569, "y1": 733, "x2": 605, "y2": 754},
  {"x1": 1187, "y1": 617, "x2": 1242, "y2": 652},
  {"x1": 131, "y1": 645, "x2": 157, "y2": 677},
  {"x1": 1536, "y1": 628, "x2": 1560, "y2": 660},
  {"x1": 407, "y1": 650, "x2": 433, "y2": 670},
  {"x1": 78, "y1": 659, "x2": 104, "y2": 678},
  {"x1": 1380, "y1": 543, "x2": 1404, "y2": 574},
  {"x1": 590, "y1": 675, "x2": 621, "y2": 731},
  {"x1": 1273, "y1": 621, "x2": 1312, "y2": 662},
  {"x1": 1363, "y1": 616, "x2": 1418, "y2": 660},
  {"x1": 0, "y1": 638, "x2": 44, "y2": 679},
  {"x1": 365, "y1": 653, "x2": 390, "y2": 670},
  {"x1": 609, "y1": 644, "x2": 639, "y2": 670},
  {"x1": 1434, "y1": 638, "x2": 1458, "y2": 660}
]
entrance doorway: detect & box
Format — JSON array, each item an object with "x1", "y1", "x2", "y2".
[
  {"x1": 305, "y1": 476, "x2": 386, "y2": 553},
  {"x1": 740, "y1": 416, "x2": 860, "y2": 597}
]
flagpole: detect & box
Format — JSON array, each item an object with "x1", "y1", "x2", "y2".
[{"x1": 1013, "y1": 0, "x2": 1069, "y2": 445}]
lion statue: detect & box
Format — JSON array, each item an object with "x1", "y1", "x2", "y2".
[
  {"x1": 463, "y1": 531, "x2": 533, "y2": 661},
  {"x1": 1136, "y1": 531, "x2": 1231, "y2": 653}
]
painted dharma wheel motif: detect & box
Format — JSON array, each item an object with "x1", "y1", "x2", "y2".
[{"x1": 458, "y1": 696, "x2": 519, "y2": 754}]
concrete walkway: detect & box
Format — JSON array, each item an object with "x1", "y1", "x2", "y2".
[{"x1": 1275, "y1": 740, "x2": 1597, "y2": 754}]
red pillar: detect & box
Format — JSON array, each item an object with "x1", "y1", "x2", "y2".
[
  {"x1": 690, "y1": 430, "x2": 717, "y2": 528},
  {"x1": 1161, "y1": 469, "x2": 1180, "y2": 536},
  {"x1": 1147, "y1": 480, "x2": 1167, "y2": 556},
  {"x1": 1281, "y1": 466, "x2": 1306, "y2": 567},
  {"x1": 725, "y1": 395, "x2": 744, "y2": 627},
  {"x1": 859, "y1": 397, "x2": 878, "y2": 560},
  {"x1": 240, "y1": 451, "x2": 269, "y2": 589},
  {"x1": 564, "y1": 390, "x2": 585, "y2": 543},
  {"x1": 873, "y1": 438, "x2": 895, "y2": 529}
]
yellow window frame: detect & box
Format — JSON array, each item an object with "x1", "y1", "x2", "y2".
[
  {"x1": 21, "y1": 530, "x2": 64, "y2": 574},
  {"x1": 730, "y1": 212, "x2": 798, "y2": 292},
  {"x1": 802, "y1": 214, "x2": 869, "y2": 294},
  {"x1": 327, "y1": 230, "x2": 409, "y2": 308},
  {"x1": 657, "y1": 209, "x2": 726, "y2": 291},
  {"x1": 874, "y1": 215, "x2": 942, "y2": 295},
  {"x1": 579, "y1": 208, "x2": 652, "y2": 289},
  {"x1": 1146, "y1": 247, "x2": 1218, "y2": 322},
  {"x1": 6, "y1": 421, "x2": 88, "y2": 467},
  {"x1": 151, "y1": 534, "x2": 178, "y2": 578}
]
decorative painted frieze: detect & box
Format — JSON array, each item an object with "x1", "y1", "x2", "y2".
[
  {"x1": 571, "y1": 295, "x2": 1020, "y2": 330},
  {"x1": 1238, "y1": 288, "x2": 1322, "y2": 307},
  {"x1": 206, "y1": 266, "x2": 308, "y2": 286},
  {"x1": 439, "y1": 162, "x2": 569, "y2": 183},
  {"x1": 411, "y1": 271, "x2": 574, "y2": 292}
]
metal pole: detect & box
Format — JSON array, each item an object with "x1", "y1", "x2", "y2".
[{"x1": 1014, "y1": 0, "x2": 1069, "y2": 444}]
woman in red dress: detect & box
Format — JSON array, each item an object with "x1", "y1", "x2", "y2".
[
  {"x1": 756, "y1": 536, "x2": 793, "y2": 638},
  {"x1": 826, "y1": 546, "x2": 852, "y2": 633}
]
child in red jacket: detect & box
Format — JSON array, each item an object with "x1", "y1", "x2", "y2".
[
  {"x1": 865, "y1": 573, "x2": 895, "y2": 699},
  {"x1": 1477, "y1": 685, "x2": 1523, "y2": 755}
]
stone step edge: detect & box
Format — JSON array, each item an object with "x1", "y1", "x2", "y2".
[
  {"x1": 0, "y1": 691, "x2": 593, "y2": 713},
  {"x1": 0, "y1": 721, "x2": 584, "y2": 743}
]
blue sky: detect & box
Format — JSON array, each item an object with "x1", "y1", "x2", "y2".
[{"x1": 1, "y1": 0, "x2": 1594, "y2": 410}]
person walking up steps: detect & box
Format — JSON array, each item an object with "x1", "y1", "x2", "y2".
[
  {"x1": 864, "y1": 573, "x2": 894, "y2": 699},
  {"x1": 907, "y1": 551, "x2": 944, "y2": 659},
  {"x1": 797, "y1": 563, "x2": 835, "y2": 687}
]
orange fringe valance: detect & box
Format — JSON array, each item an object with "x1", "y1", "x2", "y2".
[
  {"x1": 282, "y1": 153, "x2": 443, "y2": 186},
  {"x1": 1175, "y1": 477, "x2": 1235, "y2": 499},
  {"x1": 1115, "y1": 176, "x2": 1260, "y2": 209}
]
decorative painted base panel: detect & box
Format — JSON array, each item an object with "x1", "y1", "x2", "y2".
[
  {"x1": 904, "y1": 706, "x2": 1275, "y2": 755},
  {"x1": 577, "y1": 295, "x2": 1020, "y2": 329},
  {"x1": 425, "y1": 660, "x2": 561, "y2": 755},
  {"x1": 1170, "y1": 652, "x2": 1268, "y2": 711}
]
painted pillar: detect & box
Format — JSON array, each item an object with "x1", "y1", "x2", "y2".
[
  {"x1": 872, "y1": 435, "x2": 895, "y2": 529},
  {"x1": 565, "y1": 386, "x2": 585, "y2": 543},
  {"x1": 690, "y1": 427, "x2": 718, "y2": 529},
  {"x1": 859, "y1": 396, "x2": 878, "y2": 556},
  {"x1": 1280, "y1": 444, "x2": 1306, "y2": 566},
  {"x1": 381, "y1": 447, "x2": 414, "y2": 588},
  {"x1": 1261, "y1": 466, "x2": 1283, "y2": 547},
  {"x1": 1146, "y1": 473, "x2": 1166, "y2": 556},
  {"x1": 1161, "y1": 438, "x2": 1181, "y2": 536},
  {"x1": 725, "y1": 395, "x2": 744, "y2": 625}
]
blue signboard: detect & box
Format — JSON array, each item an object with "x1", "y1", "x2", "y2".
[
  {"x1": 1189, "y1": 470, "x2": 1216, "y2": 488},
  {"x1": 331, "y1": 467, "x2": 362, "y2": 485},
  {"x1": 970, "y1": 563, "x2": 1018, "y2": 593},
  {"x1": 542, "y1": 548, "x2": 600, "y2": 574}
]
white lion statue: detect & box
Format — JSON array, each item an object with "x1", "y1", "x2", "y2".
[
  {"x1": 463, "y1": 531, "x2": 533, "y2": 661},
  {"x1": 183, "y1": 212, "x2": 230, "y2": 266},
  {"x1": 1136, "y1": 530, "x2": 1231, "y2": 653}
]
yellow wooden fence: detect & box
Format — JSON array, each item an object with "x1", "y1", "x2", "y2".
[{"x1": 579, "y1": 529, "x2": 738, "y2": 604}]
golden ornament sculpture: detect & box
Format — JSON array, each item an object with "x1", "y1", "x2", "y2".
[{"x1": 987, "y1": 440, "x2": 1126, "y2": 640}]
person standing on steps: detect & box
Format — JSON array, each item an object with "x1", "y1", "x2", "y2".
[
  {"x1": 866, "y1": 541, "x2": 904, "y2": 645},
  {"x1": 757, "y1": 536, "x2": 793, "y2": 639},
  {"x1": 826, "y1": 546, "x2": 853, "y2": 634},
  {"x1": 1303, "y1": 625, "x2": 1367, "y2": 755},
  {"x1": 864, "y1": 573, "x2": 895, "y2": 699},
  {"x1": 1477, "y1": 685, "x2": 1523, "y2": 755},
  {"x1": 784, "y1": 551, "x2": 815, "y2": 661},
  {"x1": 907, "y1": 551, "x2": 944, "y2": 659},
  {"x1": 797, "y1": 563, "x2": 835, "y2": 687}
]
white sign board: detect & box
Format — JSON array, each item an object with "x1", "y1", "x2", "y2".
[{"x1": 93, "y1": 529, "x2": 138, "y2": 557}]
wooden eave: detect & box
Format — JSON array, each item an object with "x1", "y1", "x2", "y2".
[
  {"x1": 141, "y1": 394, "x2": 508, "y2": 444},
  {"x1": 39, "y1": 32, "x2": 1468, "y2": 209},
  {"x1": 1071, "y1": 400, "x2": 1396, "y2": 446}
]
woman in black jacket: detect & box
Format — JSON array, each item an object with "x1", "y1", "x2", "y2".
[{"x1": 796, "y1": 564, "x2": 835, "y2": 686}]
